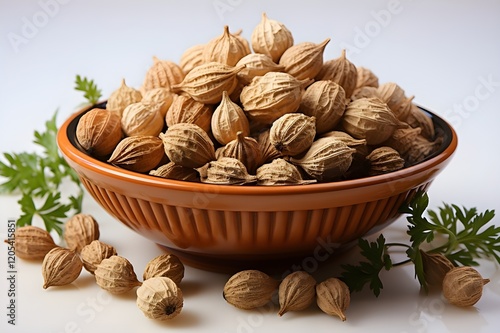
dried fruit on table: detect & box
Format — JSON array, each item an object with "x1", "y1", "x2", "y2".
[
  {"x1": 141, "y1": 87, "x2": 174, "y2": 118},
  {"x1": 106, "y1": 79, "x2": 143, "y2": 116},
  {"x1": 279, "y1": 38, "x2": 330, "y2": 80},
  {"x1": 42, "y1": 247, "x2": 83, "y2": 289},
  {"x1": 420, "y1": 250, "x2": 455, "y2": 288},
  {"x1": 278, "y1": 271, "x2": 316, "y2": 316},
  {"x1": 143, "y1": 253, "x2": 185, "y2": 286},
  {"x1": 64, "y1": 213, "x2": 100, "y2": 253},
  {"x1": 95, "y1": 255, "x2": 142, "y2": 294},
  {"x1": 136, "y1": 276, "x2": 183, "y2": 320},
  {"x1": 223, "y1": 269, "x2": 279, "y2": 310},
  {"x1": 269, "y1": 113, "x2": 316, "y2": 156},
  {"x1": 121, "y1": 102, "x2": 164, "y2": 137},
  {"x1": 141, "y1": 56, "x2": 185, "y2": 93},
  {"x1": 236, "y1": 53, "x2": 285, "y2": 85},
  {"x1": 316, "y1": 49, "x2": 358, "y2": 98},
  {"x1": 9, "y1": 226, "x2": 58, "y2": 260},
  {"x1": 80, "y1": 240, "x2": 117, "y2": 274},
  {"x1": 211, "y1": 90, "x2": 250, "y2": 145},
  {"x1": 203, "y1": 25, "x2": 249, "y2": 66},
  {"x1": 179, "y1": 43, "x2": 205, "y2": 74},
  {"x1": 442, "y1": 266, "x2": 490, "y2": 307},
  {"x1": 165, "y1": 94, "x2": 213, "y2": 133},
  {"x1": 251, "y1": 12, "x2": 294, "y2": 63},
  {"x1": 316, "y1": 277, "x2": 350, "y2": 321}
]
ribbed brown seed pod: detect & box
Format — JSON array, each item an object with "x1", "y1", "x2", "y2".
[
  {"x1": 442, "y1": 266, "x2": 490, "y2": 307},
  {"x1": 251, "y1": 12, "x2": 294, "y2": 63},
  {"x1": 198, "y1": 157, "x2": 257, "y2": 185},
  {"x1": 365, "y1": 146, "x2": 405, "y2": 175},
  {"x1": 223, "y1": 269, "x2": 279, "y2": 310},
  {"x1": 171, "y1": 62, "x2": 244, "y2": 104},
  {"x1": 383, "y1": 126, "x2": 422, "y2": 156},
  {"x1": 141, "y1": 88, "x2": 174, "y2": 118},
  {"x1": 165, "y1": 94, "x2": 213, "y2": 133},
  {"x1": 290, "y1": 137, "x2": 356, "y2": 182},
  {"x1": 240, "y1": 72, "x2": 309, "y2": 125},
  {"x1": 64, "y1": 213, "x2": 100, "y2": 253},
  {"x1": 316, "y1": 49, "x2": 358, "y2": 98},
  {"x1": 355, "y1": 66, "x2": 379, "y2": 89},
  {"x1": 10, "y1": 226, "x2": 58, "y2": 260},
  {"x1": 342, "y1": 97, "x2": 401, "y2": 145},
  {"x1": 80, "y1": 240, "x2": 117, "y2": 274},
  {"x1": 203, "y1": 25, "x2": 249, "y2": 66},
  {"x1": 316, "y1": 277, "x2": 350, "y2": 321},
  {"x1": 279, "y1": 38, "x2": 330, "y2": 80},
  {"x1": 405, "y1": 104, "x2": 435, "y2": 140},
  {"x1": 76, "y1": 108, "x2": 123, "y2": 158},
  {"x1": 106, "y1": 79, "x2": 143, "y2": 116},
  {"x1": 149, "y1": 162, "x2": 199, "y2": 182},
  {"x1": 108, "y1": 136, "x2": 165, "y2": 173},
  {"x1": 211, "y1": 91, "x2": 250, "y2": 145},
  {"x1": 215, "y1": 131, "x2": 262, "y2": 173},
  {"x1": 403, "y1": 134, "x2": 441, "y2": 166},
  {"x1": 256, "y1": 158, "x2": 316, "y2": 186},
  {"x1": 141, "y1": 56, "x2": 185, "y2": 93},
  {"x1": 351, "y1": 86, "x2": 380, "y2": 101},
  {"x1": 232, "y1": 29, "x2": 252, "y2": 55},
  {"x1": 300, "y1": 80, "x2": 346, "y2": 134},
  {"x1": 269, "y1": 113, "x2": 316, "y2": 156},
  {"x1": 278, "y1": 271, "x2": 316, "y2": 316},
  {"x1": 121, "y1": 102, "x2": 164, "y2": 137},
  {"x1": 143, "y1": 253, "x2": 185, "y2": 286},
  {"x1": 420, "y1": 250, "x2": 455, "y2": 288},
  {"x1": 236, "y1": 53, "x2": 285, "y2": 85},
  {"x1": 160, "y1": 123, "x2": 216, "y2": 168},
  {"x1": 254, "y1": 129, "x2": 282, "y2": 164},
  {"x1": 179, "y1": 44, "x2": 205, "y2": 74},
  {"x1": 136, "y1": 277, "x2": 183, "y2": 320},
  {"x1": 95, "y1": 255, "x2": 142, "y2": 294},
  {"x1": 42, "y1": 247, "x2": 83, "y2": 289},
  {"x1": 377, "y1": 82, "x2": 407, "y2": 119}
]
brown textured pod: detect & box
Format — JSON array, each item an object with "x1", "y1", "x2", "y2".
[
  {"x1": 143, "y1": 253, "x2": 185, "y2": 285},
  {"x1": 141, "y1": 56, "x2": 185, "y2": 93},
  {"x1": 136, "y1": 277, "x2": 183, "y2": 320},
  {"x1": 64, "y1": 213, "x2": 100, "y2": 252},
  {"x1": 121, "y1": 102, "x2": 164, "y2": 137},
  {"x1": 365, "y1": 146, "x2": 405, "y2": 175},
  {"x1": 179, "y1": 44, "x2": 205, "y2": 74},
  {"x1": 290, "y1": 137, "x2": 355, "y2": 182},
  {"x1": 108, "y1": 136, "x2": 165, "y2": 173},
  {"x1": 316, "y1": 278, "x2": 350, "y2": 321},
  {"x1": 149, "y1": 162, "x2": 199, "y2": 182},
  {"x1": 420, "y1": 250, "x2": 455, "y2": 288},
  {"x1": 94, "y1": 255, "x2": 142, "y2": 294},
  {"x1": 355, "y1": 66, "x2": 379, "y2": 89},
  {"x1": 256, "y1": 158, "x2": 316, "y2": 186},
  {"x1": 383, "y1": 126, "x2": 422, "y2": 156},
  {"x1": 251, "y1": 12, "x2": 294, "y2": 63},
  {"x1": 215, "y1": 131, "x2": 262, "y2": 173},
  {"x1": 80, "y1": 240, "x2": 117, "y2": 274},
  {"x1": 240, "y1": 72, "x2": 308, "y2": 125},
  {"x1": 203, "y1": 25, "x2": 249, "y2": 66},
  {"x1": 403, "y1": 134, "x2": 441, "y2": 166},
  {"x1": 279, "y1": 38, "x2": 330, "y2": 80},
  {"x1": 223, "y1": 270, "x2": 279, "y2": 309},
  {"x1": 76, "y1": 108, "x2": 122, "y2": 157},
  {"x1": 442, "y1": 266, "x2": 490, "y2": 307},
  {"x1": 10, "y1": 226, "x2": 57, "y2": 260},
  {"x1": 377, "y1": 82, "x2": 407, "y2": 119},
  {"x1": 269, "y1": 113, "x2": 316, "y2": 156},
  {"x1": 278, "y1": 271, "x2": 316, "y2": 315},
  {"x1": 254, "y1": 129, "x2": 282, "y2": 164},
  {"x1": 405, "y1": 103, "x2": 436, "y2": 140},
  {"x1": 172, "y1": 62, "x2": 244, "y2": 104},
  {"x1": 165, "y1": 94, "x2": 213, "y2": 133},
  {"x1": 342, "y1": 97, "x2": 401, "y2": 145},
  {"x1": 316, "y1": 49, "x2": 358, "y2": 98},
  {"x1": 351, "y1": 86, "x2": 380, "y2": 101},
  {"x1": 42, "y1": 247, "x2": 82, "y2": 289},
  {"x1": 106, "y1": 79, "x2": 143, "y2": 116},
  {"x1": 236, "y1": 53, "x2": 285, "y2": 85},
  {"x1": 300, "y1": 80, "x2": 346, "y2": 134},
  {"x1": 141, "y1": 88, "x2": 174, "y2": 118},
  {"x1": 211, "y1": 91, "x2": 250, "y2": 145},
  {"x1": 160, "y1": 123, "x2": 216, "y2": 168},
  {"x1": 198, "y1": 157, "x2": 257, "y2": 185}
]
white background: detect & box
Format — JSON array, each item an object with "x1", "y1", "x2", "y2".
[{"x1": 1, "y1": 0, "x2": 500, "y2": 332}]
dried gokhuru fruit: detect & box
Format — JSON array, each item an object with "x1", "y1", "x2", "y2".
[
  {"x1": 278, "y1": 271, "x2": 316, "y2": 316},
  {"x1": 143, "y1": 253, "x2": 185, "y2": 286},
  {"x1": 8, "y1": 226, "x2": 58, "y2": 260},
  {"x1": 223, "y1": 270, "x2": 279, "y2": 310},
  {"x1": 269, "y1": 113, "x2": 316, "y2": 156},
  {"x1": 316, "y1": 277, "x2": 350, "y2": 321},
  {"x1": 442, "y1": 266, "x2": 490, "y2": 307},
  {"x1": 64, "y1": 213, "x2": 100, "y2": 253},
  {"x1": 95, "y1": 255, "x2": 142, "y2": 294},
  {"x1": 136, "y1": 276, "x2": 183, "y2": 320},
  {"x1": 80, "y1": 240, "x2": 117, "y2": 275},
  {"x1": 76, "y1": 108, "x2": 122, "y2": 157},
  {"x1": 42, "y1": 247, "x2": 83, "y2": 289}
]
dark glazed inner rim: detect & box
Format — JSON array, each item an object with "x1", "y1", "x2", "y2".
[{"x1": 66, "y1": 102, "x2": 454, "y2": 191}]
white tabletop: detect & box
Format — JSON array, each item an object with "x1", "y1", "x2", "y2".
[{"x1": 1, "y1": 1, "x2": 500, "y2": 332}]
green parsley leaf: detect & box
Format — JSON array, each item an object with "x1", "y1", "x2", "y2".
[
  {"x1": 340, "y1": 234, "x2": 392, "y2": 297},
  {"x1": 75, "y1": 75, "x2": 102, "y2": 105}
]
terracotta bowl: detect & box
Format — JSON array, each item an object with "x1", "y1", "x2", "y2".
[{"x1": 57, "y1": 103, "x2": 457, "y2": 273}]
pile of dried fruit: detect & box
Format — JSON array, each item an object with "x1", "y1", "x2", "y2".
[
  {"x1": 75, "y1": 13, "x2": 443, "y2": 185},
  {"x1": 7, "y1": 216, "x2": 186, "y2": 321}
]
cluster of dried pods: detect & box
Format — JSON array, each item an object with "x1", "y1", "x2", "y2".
[
  {"x1": 223, "y1": 270, "x2": 350, "y2": 321},
  {"x1": 75, "y1": 13, "x2": 443, "y2": 185},
  {"x1": 7, "y1": 218, "x2": 186, "y2": 321}
]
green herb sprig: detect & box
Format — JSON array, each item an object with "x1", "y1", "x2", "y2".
[
  {"x1": 340, "y1": 191, "x2": 499, "y2": 296},
  {"x1": 0, "y1": 75, "x2": 102, "y2": 235}
]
